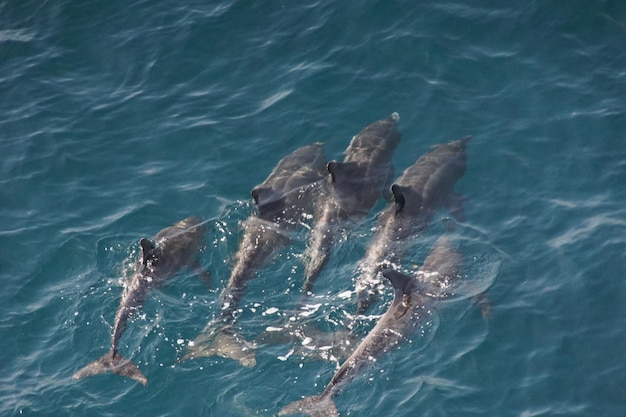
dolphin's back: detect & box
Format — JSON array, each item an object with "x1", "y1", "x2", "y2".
[
  {"x1": 395, "y1": 136, "x2": 470, "y2": 215},
  {"x1": 332, "y1": 113, "x2": 401, "y2": 215},
  {"x1": 149, "y1": 216, "x2": 206, "y2": 280},
  {"x1": 417, "y1": 236, "x2": 463, "y2": 296},
  {"x1": 253, "y1": 143, "x2": 327, "y2": 222},
  {"x1": 344, "y1": 114, "x2": 401, "y2": 162},
  {"x1": 421, "y1": 237, "x2": 461, "y2": 277}
]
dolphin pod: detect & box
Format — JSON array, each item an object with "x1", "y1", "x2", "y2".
[
  {"x1": 182, "y1": 143, "x2": 328, "y2": 367},
  {"x1": 73, "y1": 113, "x2": 483, "y2": 417},
  {"x1": 278, "y1": 237, "x2": 463, "y2": 417},
  {"x1": 72, "y1": 216, "x2": 208, "y2": 385},
  {"x1": 264, "y1": 134, "x2": 471, "y2": 362}
]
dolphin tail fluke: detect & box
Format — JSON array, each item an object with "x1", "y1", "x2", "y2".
[
  {"x1": 72, "y1": 350, "x2": 147, "y2": 385},
  {"x1": 182, "y1": 325, "x2": 256, "y2": 368},
  {"x1": 278, "y1": 395, "x2": 338, "y2": 417}
]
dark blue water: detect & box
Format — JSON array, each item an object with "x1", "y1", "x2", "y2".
[{"x1": 2, "y1": 1, "x2": 625, "y2": 416}]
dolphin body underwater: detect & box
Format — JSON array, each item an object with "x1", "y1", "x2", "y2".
[
  {"x1": 183, "y1": 143, "x2": 327, "y2": 367},
  {"x1": 354, "y1": 135, "x2": 471, "y2": 315},
  {"x1": 278, "y1": 236, "x2": 462, "y2": 417},
  {"x1": 72, "y1": 216, "x2": 208, "y2": 385},
  {"x1": 301, "y1": 113, "x2": 401, "y2": 296}
]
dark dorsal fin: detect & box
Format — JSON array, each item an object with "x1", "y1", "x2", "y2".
[
  {"x1": 139, "y1": 238, "x2": 156, "y2": 265},
  {"x1": 251, "y1": 186, "x2": 272, "y2": 206},
  {"x1": 391, "y1": 184, "x2": 408, "y2": 213},
  {"x1": 251, "y1": 186, "x2": 287, "y2": 218},
  {"x1": 327, "y1": 161, "x2": 360, "y2": 185},
  {"x1": 382, "y1": 269, "x2": 412, "y2": 301},
  {"x1": 327, "y1": 160, "x2": 340, "y2": 184}
]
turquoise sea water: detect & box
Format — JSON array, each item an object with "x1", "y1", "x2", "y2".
[{"x1": 2, "y1": 1, "x2": 625, "y2": 416}]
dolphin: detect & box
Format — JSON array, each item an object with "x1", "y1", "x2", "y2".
[
  {"x1": 278, "y1": 236, "x2": 462, "y2": 417},
  {"x1": 301, "y1": 113, "x2": 401, "y2": 295},
  {"x1": 220, "y1": 143, "x2": 328, "y2": 320},
  {"x1": 72, "y1": 216, "x2": 208, "y2": 385},
  {"x1": 354, "y1": 135, "x2": 471, "y2": 315},
  {"x1": 183, "y1": 143, "x2": 327, "y2": 367}
]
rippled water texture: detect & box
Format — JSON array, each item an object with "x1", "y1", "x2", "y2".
[{"x1": 1, "y1": 1, "x2": 625, "y2": 416}]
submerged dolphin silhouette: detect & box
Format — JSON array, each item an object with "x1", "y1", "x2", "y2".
[
  {"x1": 72, "y1": 216, "x2": 208, "y2": 385},
  {"x1": 279, "y1": 236, "x2": 461, "y2": 417}
]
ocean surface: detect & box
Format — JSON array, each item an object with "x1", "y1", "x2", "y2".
[{"x1": 1, "y1": 1, "x2": 625, "y2": 416}]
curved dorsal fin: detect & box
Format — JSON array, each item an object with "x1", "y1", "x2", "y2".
[
  {"x1": 382, "y1": 269, "x2": 412, "y2": 301},
  {"x1": 382, "y1": 269, "x2": 415, "y2": 318},
  {"x1": 391, "y1": 184, "x2": 408, "y2": 213},
  {"x1": 251, "y1": 186, "x2": 272, "y2": 206},
  {"x1": 251, "y1": 186, "x2": 287, "y2": 218},
  {"x1": 327, "y1": 161, "x2": 360, "y2": 185},
  {"x1": 327, "y1": 160, "x2": 341, "y2": 184},
  {"x1": 139, "y1": 238, "x2": 156, "y2": 265}
]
